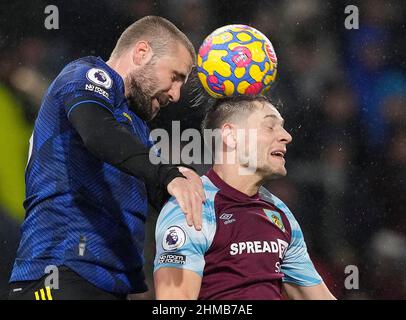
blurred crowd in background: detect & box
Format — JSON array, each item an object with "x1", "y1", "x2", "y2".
[{"x1": 0, "y1": 0, "x2": 405, "y2": 299}]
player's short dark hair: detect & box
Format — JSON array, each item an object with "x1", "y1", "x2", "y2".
[
  {"x1": 201, "y1": 95, "x2": 276, "y2": 133},
  {"x1": 110, "y1": 15, "x2": 195, "y2": 62}
]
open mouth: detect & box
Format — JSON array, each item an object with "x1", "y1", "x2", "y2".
[{"x1": 270, "y1": 150, "x2": 286, "y2": 159}]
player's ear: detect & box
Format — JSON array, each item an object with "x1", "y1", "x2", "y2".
[
  {"x1": 132, "y1": 40, "x2": 153, "y2": 66},
  {"x1": 222, "y1": 123, "x2": 237, "y2": 150}
]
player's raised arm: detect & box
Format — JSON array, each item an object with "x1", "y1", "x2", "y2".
[
  {"x1": 63, "y1": 14, "x2": 205, "y2": 229},
  {"x1": 68, "y1": 101, "x2": 205, "y2": 219},
  {"x1": 62, "y1": 30, "x2": 205, "y2": 229}
]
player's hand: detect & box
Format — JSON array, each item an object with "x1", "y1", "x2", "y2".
[{"x1": 167, "y1": 167, "x2": 206, "y2": 231}]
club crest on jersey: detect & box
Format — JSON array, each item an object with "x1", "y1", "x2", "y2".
[
  {"x1": 264, "y1": 209, "x2": 285, "y2": 232},
  {"x1": 86, "y1": 68, "x2": 112, "y2": 89},
  {"x1": 162, "y1": 226, "x2": 186, "y2": 251}
]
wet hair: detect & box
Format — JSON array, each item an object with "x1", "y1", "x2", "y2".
[
  {"x1": 110, "y1": 15, "x2": 195, "y2": 62},
  {"x1": 201, "y1": 95, "x2": 277, "y2": 133}
]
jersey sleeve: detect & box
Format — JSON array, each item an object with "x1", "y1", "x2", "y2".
[
  {"x1": 153, "y1": 190, "x2": 217, "y2": 277},
  {"x1": 281, "y1": 215, "x2": 322, "y2": 286},
  {"x1": 269, "y1": 193, "x2": 322, "y2": 286},
  {"x1": 58, "y1": 65, "x2": 118, "y2": 118}
]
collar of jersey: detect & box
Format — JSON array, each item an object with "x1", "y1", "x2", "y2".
[
  {"x1": 206, "y1": 168, "x2": 260, "y2": 202},
  {"x1": 95, "y1": 56, "x2": 125, "y2": 94}
]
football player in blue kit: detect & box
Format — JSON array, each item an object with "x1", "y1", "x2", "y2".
[{"x1": 8, "y1": 16, "x2": 205, "y2": 300}]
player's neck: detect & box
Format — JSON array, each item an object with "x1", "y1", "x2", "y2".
[
  {"x1": 213, "y1": 165, "x2": 262, "y2": 197},
  {"x1": 106, "y1": 55, "x2": 130, "y2": 81}
]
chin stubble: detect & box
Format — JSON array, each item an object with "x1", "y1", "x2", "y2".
[{"x1": 124, "y1": 65, "x2": 158, "y2": 121}]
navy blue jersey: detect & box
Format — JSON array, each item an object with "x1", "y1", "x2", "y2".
[{"x1": 10, "y1": 56, "x2": 153, "y2": 294}]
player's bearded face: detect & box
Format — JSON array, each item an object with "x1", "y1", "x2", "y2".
[{"x1": 124, "y1": 61, "x2": 169, "y2": 121}]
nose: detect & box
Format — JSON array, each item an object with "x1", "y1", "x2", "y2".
[
  {"x1": 167, "y1": 82, "x2": 182, "y2": 103},
  {"x1": 281, "y1": 127, "x2": 293, "y2": 144}
]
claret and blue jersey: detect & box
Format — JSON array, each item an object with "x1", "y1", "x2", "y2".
[
  {"x1": 11, "y1": 56, "x2": 153, "y2": 294},
  {"x1": 154, "y1": 169, "x2": 322, "y2": 299}
]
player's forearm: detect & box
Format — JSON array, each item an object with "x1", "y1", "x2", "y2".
[{"x1": 68, "y1": 103, "x2": 184, "y2": 208}]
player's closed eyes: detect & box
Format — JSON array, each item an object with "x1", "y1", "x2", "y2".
[
  {"x1": 172, "y1": 72, "x2": 186, "y2": 83},
  {"x1": 265, "y1": 121, "x2": 276, "y2": 130}
]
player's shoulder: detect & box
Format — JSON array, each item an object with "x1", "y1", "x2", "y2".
[
  {"x1": 157, "y1": 174, "x2": 219, "y2": 230},
  {"x1": 164, "y1": 174, "x2": 219, "y2": 208},
  {"x1": 56, "y1": 56, "x2": 119, "y2": 90},
  {"x1": 201, "y1": 174, "x2": 221, "y2": 205},
  {"x1": 259, "y1": 187, "x2": 290, "y2": 211},
  {"x1": 155, "y1": 175, "x2": 218, "y2": 263},
  {"x1": 259, "y1": 186, "x2": 299, "y2": 226}
]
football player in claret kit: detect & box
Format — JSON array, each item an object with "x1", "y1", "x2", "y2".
[{"x1": 154, "y1": 96, "x2": 336, "y2": 300}]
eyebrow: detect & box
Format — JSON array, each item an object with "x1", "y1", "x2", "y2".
[{"x1": 264, "y1": 114, "x2": 285, "y2": 126}]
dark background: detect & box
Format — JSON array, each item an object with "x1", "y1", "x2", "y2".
[{"x1": 0, "y1": 0, "x2": 405, "y2": 299}]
